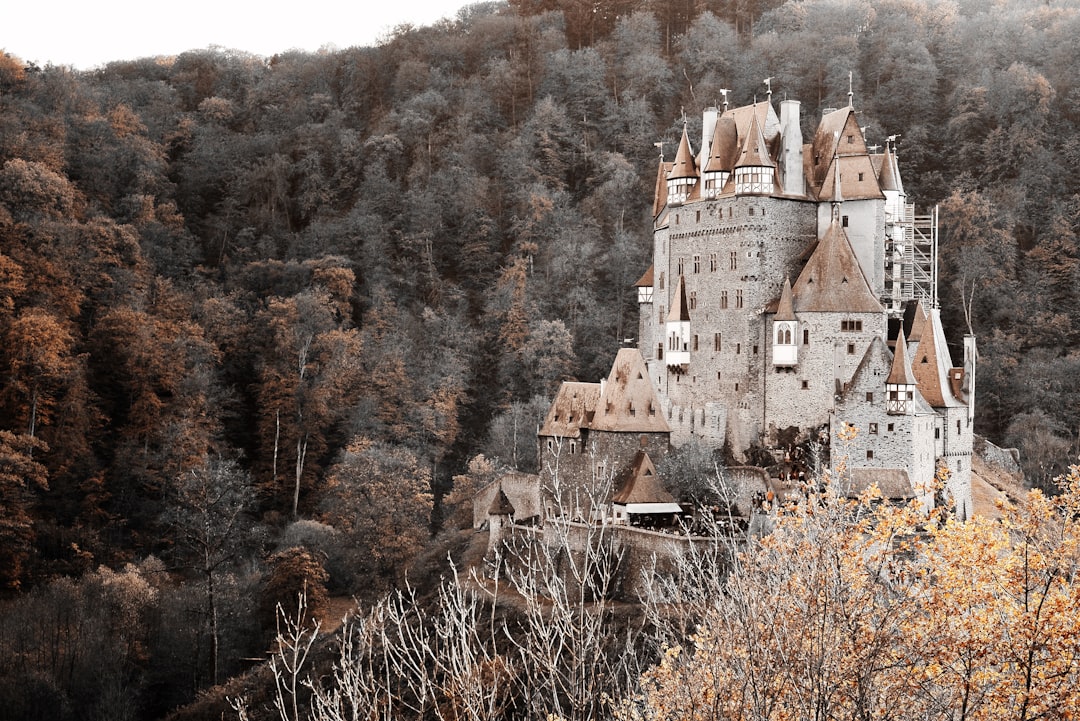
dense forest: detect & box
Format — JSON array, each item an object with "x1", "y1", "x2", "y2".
[{"x1": 3, "y1": 0, "x2": 1080, "y2": 717}]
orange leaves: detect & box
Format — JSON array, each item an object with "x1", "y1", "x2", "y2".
[{"x1": 629, "y1": 473, "x2": 1080, "y2": 720}]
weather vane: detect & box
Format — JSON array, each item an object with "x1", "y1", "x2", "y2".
[
  {"x1": 763, "y1": 77, "x2": 772, "y2": 99},
  {"x1": 719, "y1": 88, "x2": 730, "y2": 112}
]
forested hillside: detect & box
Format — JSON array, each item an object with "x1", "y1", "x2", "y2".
[{"x1": 2, "y1": 0, "x2": 1080, "y2": 717}]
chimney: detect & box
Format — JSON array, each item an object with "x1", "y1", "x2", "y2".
[
  {"x1": 963, "y1": 335, "x2": 977, "y2": 422},
  {"x1": 779, "y1": 100, "x2": 805, "y2": 197},
  {"x1": 699, "y1": 106, "x2": 719, "y2": 171}
]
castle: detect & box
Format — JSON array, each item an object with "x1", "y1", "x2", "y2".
[{"x1": 531, "y1": 92, "x2": 976, "y2": 521}]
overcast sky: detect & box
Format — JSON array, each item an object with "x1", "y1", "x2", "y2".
[{"x1": 4, "y1": 0, "x2": 473, "y2": 70}]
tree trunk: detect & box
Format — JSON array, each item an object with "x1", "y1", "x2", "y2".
[{"x1": 293, "y1": 434, "x2": 308, "y2": 519}]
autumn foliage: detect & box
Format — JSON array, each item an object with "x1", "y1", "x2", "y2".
[{"x1": 622, "y1": 470, "x2": 1080, "y2": 721}]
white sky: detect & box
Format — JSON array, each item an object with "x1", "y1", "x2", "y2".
[{"x1": 4, "y1": 0, "x2": 473, "y2": 70}]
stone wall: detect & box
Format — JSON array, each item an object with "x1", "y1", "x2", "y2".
[
  {"x1": 494, "y1": 520, "x2": 729, "y2": 601},
  {"x1": 973, "y1": 434, "x2": 1022, "y2": 477}
]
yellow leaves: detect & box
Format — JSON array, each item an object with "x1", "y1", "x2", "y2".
[{"x1": 631, "y1": 465, "x2": 1080, "y2": 720}]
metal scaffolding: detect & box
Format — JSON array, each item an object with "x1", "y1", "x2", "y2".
[{"x1": 885, "y1": 203, "x2": 938, "y2": 311}]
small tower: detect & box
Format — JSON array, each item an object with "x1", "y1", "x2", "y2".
[
  {"x1": 734, "y1": 109, "x2": 776, "y2": 196},
  {"x1": 487, "y1": 484, "x2": 516, "y2": 553},
  {"x1": 773, "y1": 277, "x2": 798, "y2": 367},
  {"x1": 886, "y1": 329, "x2": 916, "y2": 414},
  {"x1": 666, "y1": 125, "x2": 697, "y2": 206},
  {"x1": 702, "y1": 116, "x2": 735, "y2": 198},
  {"x1": 666, "y1": 275, "x2": 691, "y2": 369}
]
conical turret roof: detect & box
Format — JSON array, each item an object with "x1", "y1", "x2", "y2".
[
  {"x1": 879, "y1": 143, "x2": 900, "y2": 192},
  {"x1": 667, "y1": 126, "x2": 698, "y2": 180},
  {"x1": 775, "y1": 277, "x2": 796, "y2": 321},
  {"x1": 887, "y1": 329, "x2": 916, "y2": 385},
  {"x1": 735, "y1": 112, "x2": 775, "y2": 169},
  {"x1": 668, "y1": 274, "x2": 690, "y2": 321}
]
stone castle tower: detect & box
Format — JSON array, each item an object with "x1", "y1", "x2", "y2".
[{"x1": 631, "y1": 96, "x2": 976, "y2": 517}]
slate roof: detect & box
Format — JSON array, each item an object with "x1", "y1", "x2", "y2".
[
  {"x1": 887, "y1": 329, "x2": 917, "y2": 385},
  {"x1": 589, "y1": 348, "x2": 671, "y2": 433},
  {"x1": 775, "y1": 277, "x2": 796, "y2": 321},
  {"x1": 667, "y1": 126, "x2": 697, "y2": 180},
  {"x1": 791, "y1": 216, "x2": 883, "y2": 313},
  {"x1": 847, "y1": 468, "x2": 915, "y2": 500},
  {"x1": 488, "y1": 486, "x2": 516, "y2": 516},
  {"x1": 878, "y1": 143, "x2": 902, "y2": 193},
  {"x1": 653, "y1": 160, "x2": 673, "y2": 218},
  {"x1": 808, "y1": 107, "x2": 885, "y2": 201},
  {"x1": 734, "y1": 111, "x2": 776, "y2": 170},
  {"x1": 611, "y1": 450, "x2": 674, "y2": 505},
  {"x1": 911, "y1": 309, "x2": 966, "y2": 408},
  {"x1": 635, "y1": 264, "x2": 654, "y2": 288},
  {"x1": 668, "y1": 274, "x2": 690, "y2": 321},
  {"x1": 538, "y1": 381, "x2": 601, "y2": 438},
  {"x1": 704, "y1": 115, "x2": 739, "y2": 172}
]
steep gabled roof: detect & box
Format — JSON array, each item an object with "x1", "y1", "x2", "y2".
[
  {"x1": 667, "y1": 126, "x2": 697, "y2": 180},
  {"x1": 808, "y1": 107, "x2": 884, "y2": 200},
  {"x1": 589, "y1": 348, "x2": 671, "y2": 433},
  {"x1": 668, "y1": 274, "x2": 690, "y2": 321},
  {"x1": 911, "y1": 309, "x2": 965, "y2": 408},
  {"x1": 538, "y1": 381, "x2": 600, "y2": 438},
  {"x1": 612, "y1": 450, "x2": 675, "y2": 505},
  {"x1": 887, "y1": 329, "x2": 917, "y2": 385},
  {"x1": 792, "y1": 217, "x2": 883, "y2": 313},
  {"x1": 816, "y1": 154, "x2": 885, "y2": 201}
]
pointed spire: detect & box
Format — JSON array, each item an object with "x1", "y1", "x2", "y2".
[
  {"x1": 832, "y1": 136, "x2": 843, "y2": 205},
  {"x1": 775, "y1": 277, "x2": 796, "y2": 321},
  {"x1": 879, "y1": 142, "x2": 900, "y2": 192},
  {"x1": 735, "y1": 110, "x2": 774, "y2": 169},
  {"x1": 668, "y1": 274, "x2": 690, "y2": 321},
  {"x1": 667, "y1": 124, "x2": 697, "y2": 180},
  {"x1": 887, "y1": 329, "x2": 916, "y2": 385},
  {"x1": 908, "y1": 299, "x2": 928, "y2": 343}
]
